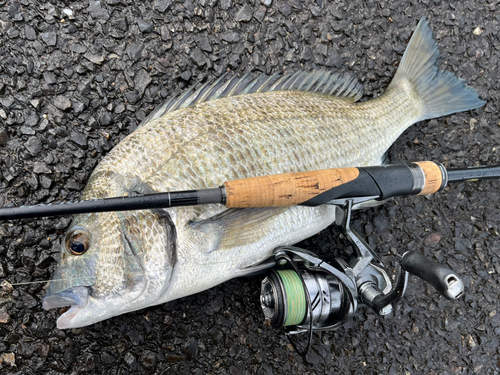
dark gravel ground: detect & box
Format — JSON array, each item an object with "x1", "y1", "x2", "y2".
[{"x1": 0, "y1": 0, "x2": 499, "y2": 374}]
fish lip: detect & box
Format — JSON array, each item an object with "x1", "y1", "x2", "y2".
[{"x1": 42, "y1": 286, "x2": 89, "y2": 311}]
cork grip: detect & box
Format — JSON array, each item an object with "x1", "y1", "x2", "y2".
[
  {"x1": 224, "y1": 168, "x2": 360, "y2": 208},
  {"x1": 415, "y1": 161, "x2": 444, "y2": 195}
]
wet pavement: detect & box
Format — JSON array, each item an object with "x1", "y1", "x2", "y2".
[{"x1": 0, "y1": 0, "x2": 499, "y2": 373}]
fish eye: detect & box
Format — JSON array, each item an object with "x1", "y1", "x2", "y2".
[{"x1": 65, "y1": 228, "x2": 90, "y2": 256}]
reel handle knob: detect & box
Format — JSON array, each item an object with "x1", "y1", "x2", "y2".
[{"x1": 400, "y1": 251, "x2": 464, "y2": 300}]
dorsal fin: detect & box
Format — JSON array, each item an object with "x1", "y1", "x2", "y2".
[{"x1": 139, "y1": 71, "x2": 363, "y2": 128}]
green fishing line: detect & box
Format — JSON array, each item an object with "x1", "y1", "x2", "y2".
[{"x1": 277, "y1": 269, "x2": 306, "y2": 326}]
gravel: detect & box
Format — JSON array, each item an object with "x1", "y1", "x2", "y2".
[{"x1": 0, "y1": 0, "x2": 499, "y2": 374}]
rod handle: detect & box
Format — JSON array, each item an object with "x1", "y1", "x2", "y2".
[
  {"x1": 224, "y1": 167, "x2": 360, "y2": 208},
  {"x1": 223, "y1": 162, "x2": 448, "y2": 208}
]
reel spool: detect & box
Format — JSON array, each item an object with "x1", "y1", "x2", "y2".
[
  {"x1": 259, "y1": 247, "x2": 358, "y2": 355},
  {"x1": 260, "y1": 269, "x2": 343, "y2": 329}
]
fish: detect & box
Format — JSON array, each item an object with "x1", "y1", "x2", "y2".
[{"x1": 42, "y1": 17, "x2": 484, "y2": 329}]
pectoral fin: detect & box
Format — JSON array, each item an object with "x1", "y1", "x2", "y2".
[{"x1": 190, "y1": 207, "x2": 290, "y2": 251}]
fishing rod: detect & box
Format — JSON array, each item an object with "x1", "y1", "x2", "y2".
[
  {"x1": 3, "y1": 160, "x2": 500, "y2": 355},
  {"x1": 0, "y1": 161, "x2": 499, "y2": 220}
]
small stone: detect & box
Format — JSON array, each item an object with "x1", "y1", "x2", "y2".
[
  {"x1": 125, "y1": 91, "x2": 140, "y2": 104},
  {"x1": 25, "y1": 111, "x2": 39, "y2": 126},
  {"x1": 47, "y1": 104, "x2": 65, "y2": 125},
  {"x1": 0, "y1": 128, "x2": 10, "y2": 146},
  {"x1": 310, "y1": 5, "x2": 322, "y2": 17},
  {"x1": 305, "y1": 350, "x2": 322, "y2": 365},
  {"x1": 25, "y1": 136, "x2": 43, "y2": 154},
  {"x1": 197, "y1": 37, "x2": 212, "y2": 52},
  {"x1": 34, "y1": 343, "x2": 50, "y2": 357},
  {"x1": 123, "y1": 352, "x2": 136, "y2": 369},
  {"x1": 88, "y1": 1, "x2": 110, "y2": 21},
  {"x1": 316, "y1": 43, "x2": 327, "y2": 56},
  {"x1": 235, "y1": 5, "x2": 253, "y2": 22},
  {"x1": 7, "y1": 27, "x2": 20, "y2": 39},
  {"x1": 0, "y1": 97, "x2": 14, "y2": 109},
  {"x1": 190, "y1": 48, "x2": 207, "y2": 67},
  {"x1": 73, "y1": 101, "x2": 85, "y2": 113},
  {"x1": 228, "y1": 54, "x2": 241, "y2": 69},
  {"x1": 54, "y1": 96, "x2": 72, "y2": 111},
  {"x1": 69, "y1": 43, "x2": 87, "y2": 54},
  {"x1": 40, "y1": 175, "x2": 52, "y2": 189},
  {"x1": 140, "y1": 351, "x2": 157, "y2": 371},
  {"x1": 99, "y1": 112, "x2": 114, "y2": 126},
  {"x1": 30, "y1": 99, "x2": 41, "y2": 109},
  {"x1": 473, "y1": 27, "x2": 482, "y2": 36},
  {"x1": 137, "y1": 19, "x2": 154, "y2": 33},
  {"x1": 467, "y1": 334, "x2": 477, "y2": 349},
  {"x1": 0, "y1": 353, "x2": 15, "y2": 366},
  {"x1": 134, "y1": 69, "x2": 152, "y2": 96},
  {"x1": 70, "y1": 131, "x2": 88, "y2": 149},
  {"x1": 114, "y1": 104, "x2": 126, "y2": 114},
  {"x1": 220, "y1": 31, "x2": 240, "y2": 43},
  {"x1": 66, "y1": 179, "x2": 80, "y2": 191},
  {"x1": 300, "y1": 46, "x2": 313, "y2": 61},
  {"x1": 444, "y1": 317, "x2": 460, "y2": 331},
  {"x1": 278, "y1": 3, "x2": 291, "y2": 16},
  {"x1": 20, "y1": 126, "x2": 36, "y2": 135},
  {"x1": 260, "y1": 0, "x2": 272, "y2": 6},
  {"x1": 18, "y1": 342, "x2": 34, "y2": 359},
  {"x1": 182, "y1": 338, "x2": 198, "y2": 360},
  {"x1": 0, "y1": 312, "x2": 11, "y2": 324},
  {"x1": 424, "y1": 232, "x2": 442, "y2": 247},
  {"x1": 254, "y1": 6, "x2": 267, "y2": 23},
  {"x1": 126, "y1": 43, "x2": 144, "y2": 61},
  {"x1": 33, "y1": 162, "x2": 52, "y2": 174},
  {"x1": 1, "y1": 281, "x2": 13, "y2": 293},
  {"x1": 44, "y1": 71, "x2": 57, "y2": 85},
  {"x1": 160, "y1": 26, "x2": 171, "y2": 42},
  {"x1": 325, "y1": 51, "x2": 343, "y2": 68},
  {"x1": 180, "y1": 71, "x2": 192, "y2": 81},
  {"x1": 101, "y1": 352, "x2": 114, "y2": 365},
  {"x1": 42, "y1": 31, "x2": 57, "y2": 46},
  {"x1": 8, "y1": 2, "x2": 20, "y2": 17},
  {"x1": 84, "y1": 53, "x2": 106, "y2": 64},
  {"x1": 154, "y1": 0, "x2": 172, "y2": 13},
  {"x1": 220, "y1": 0, "x2": 231, "y2": 10}
]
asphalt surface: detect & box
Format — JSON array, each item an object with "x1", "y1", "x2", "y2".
[{"x1": 0, "y1": 0, "x2": 499, "y2": 374}]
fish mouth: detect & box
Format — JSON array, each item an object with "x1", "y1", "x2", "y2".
[{"x1": 42, "y1": 286, "x2": 89, "y2": 329}]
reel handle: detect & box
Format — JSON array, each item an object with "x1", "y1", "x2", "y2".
[{"x1": 399, "y1": 251, "x2": 464, "y2": 300}]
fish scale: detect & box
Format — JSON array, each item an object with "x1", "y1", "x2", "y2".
[{"x1": 42, "y1": 18, "x2": 485, "y2": 329}]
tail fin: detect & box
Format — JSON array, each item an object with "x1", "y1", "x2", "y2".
[{"x1": 390, "y1": 17, "x2": 485, "y2": 121}]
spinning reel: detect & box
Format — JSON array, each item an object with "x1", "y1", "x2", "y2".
[{"x1": 260, "y1": 199, "x2": 464, "y2": 355}]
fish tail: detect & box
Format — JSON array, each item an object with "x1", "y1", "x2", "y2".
[{"x1": 390, "y1": 17, "x2": 485, "y2": 121}]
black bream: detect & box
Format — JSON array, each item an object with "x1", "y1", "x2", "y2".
[{"x1": 42, "y1": 18, "x2": 485, "y2": 329}]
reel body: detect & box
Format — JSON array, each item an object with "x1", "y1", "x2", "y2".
[
  {"x1": 261, "y1": 253, "x2": 353, "y2": 331},
  {"x1": 259, "y1": 199, "x2": 464, "y2": 355}
]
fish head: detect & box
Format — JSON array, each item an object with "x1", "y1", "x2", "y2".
[{"x1": 43, "y1": 209, "x2": 176, "y2": 329}]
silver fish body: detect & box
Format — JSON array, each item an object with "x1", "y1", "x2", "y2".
[{"x1": 43, "y1": 18, "x2": 484, "y2": 329}]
